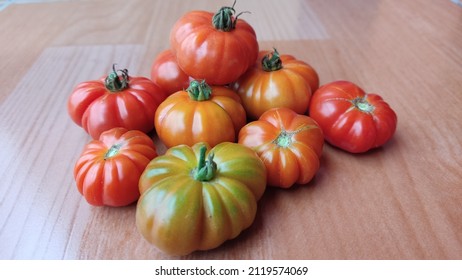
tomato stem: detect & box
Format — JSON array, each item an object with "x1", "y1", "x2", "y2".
[
  {"x1": 105, "y1": 64, "x2": 129, "y2": 92},
  {"x1": 352, "y1": 97, "x2": 375, "y2": 113},
  {"x1": 187, "y1": 80, "x2": 212, "y2": 101},
  {"x1": 262, "y1": 48, "x2": 283, "y2": 71},
  {"x1": 212, "y1": 0, "x2": 249, "y2": 31},
  {"x1": 194, "y1": 145, "x2": 217, "y2": 181},
  {"x1": 104, "y1": 143, "x2": 122, "y2": 159}
]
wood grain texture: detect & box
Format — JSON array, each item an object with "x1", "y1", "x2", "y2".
[{"x1": 0, "y1": 0, "x2": 461, "y2": 260}]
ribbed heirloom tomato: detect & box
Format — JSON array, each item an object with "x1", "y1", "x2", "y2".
[
  {"x1": 136, "y1": 142, "x2": 267, "y2": 256},
  {"x1": 67, "y1": 65, "x2": 167, "y2": 139},
  {"x1": 239, "y1": 107, "x2": 324, "y2": 188},
  {"x1": 150, "y1": 49, "x2": 192, "y2": 95},
  {"x1": 73, "y1": 128, "x2": 157, "y2": 207},
  {"x1": 169, "y1": 2, "x2": 259, "y2": 85},
  {"x1": 309, "y1": 80, "x2": 397, "y2": 153},
  {"x1": 233, "y1": 49, "x2": 319, "y2": 120},
  {"x1": 154, "y1": 80, "x2": 246, "y2": 148}
]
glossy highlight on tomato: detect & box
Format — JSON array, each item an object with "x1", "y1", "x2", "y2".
[{"x1": 309, "y1": 80, "x2": 397, "y2": 153}]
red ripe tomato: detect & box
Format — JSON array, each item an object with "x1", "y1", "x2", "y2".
[
  {"x1": 73, "y1": 127, "x2": 157, "y2": 207},
  {"x1": 67, "y1": 65, "x2": 168, "y2": 139},
  {"x1": 233, "y1": 49, "x2": 319, "y2": 120},
  {"x1": 150, "y1": 49, "x2": 192, "y2": 95},
  {"x1": 154, "y1": 80, "x2": 246, "y2": 148},
  {"x1": 239, "y1": 107, "x2": 324, "y2": 188},
  {"x1": 169, "y1": 2, "x2": 259, "y2": 85},
  {"x1": 309, "y1": 80, "x2": 397, "y2": 153}
]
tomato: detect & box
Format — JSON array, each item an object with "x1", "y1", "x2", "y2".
[
  {"x1": 154, "y1": 80, "x2": 247, "y2": 148},
  {"x1": 239, "y1": 107, "x2": 324, "y2": 188},
  {"x1": 309, "y1": 80, "x2": 397, "y2": 153},
  {"x1": 73, "y1": 127, "x2": 157, "y2": 207},
  {"x1": 136, "y1": 142, "x2": 266, "y2": 255},
  {"x1": 150, "y1": 49, "x2": 192, "y2": 95},
  {"x1": 169, "y1": 2, "x2": 259, "y2": 85},
  {"x1": 233, "y1": 49, "x2": 319, "y2": 120},
  {"x1": 67, "y1": 65, "x2": 168, "y2": 139}
]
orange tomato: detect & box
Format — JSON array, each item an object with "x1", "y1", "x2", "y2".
[
  {"x1": 154, "y1": 80, "x2": 247, "y2": 148},
  {"x1": 238, "y1": 107, "x2": 324, "y2": 188},
  {"x1": 233, "y1": 49, "x2": 319, "y2": 120}
]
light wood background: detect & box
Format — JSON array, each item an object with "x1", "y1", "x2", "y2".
[{"x1": 1, "y1": 0, "x2": 461, "y2": 260}]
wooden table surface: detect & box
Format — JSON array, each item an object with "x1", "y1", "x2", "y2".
[{"x1": 1, "y1": 0, "x2": 461, "y2": 260}]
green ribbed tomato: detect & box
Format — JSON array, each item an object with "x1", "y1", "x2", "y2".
[{"x1": 136, "y1": 142, "x2": 267, "y2": 256}]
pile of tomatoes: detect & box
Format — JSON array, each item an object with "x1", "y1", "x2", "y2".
[{"x1": 67, "y1": 2, "x2": 397, "y2": 256}]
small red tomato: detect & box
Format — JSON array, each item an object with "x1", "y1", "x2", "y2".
[
  {"x1": 73, "y1": 127, "x2": 157, "y2": 207},
  {"x1": 309, "y1": 80, "x2": 397, "y2": 153},
  {"x1": 67, "y1": 65, "x2": 168, "y2": 139},
  {"x1": 150, "y1": 49, "x2": 192, "y2": 95},
  {"x1": 233, "y1": 49, "x2": 319, "y2": 120},
  {"x1": 239, "y1": 107, "x2": 324, "y2": 188}
]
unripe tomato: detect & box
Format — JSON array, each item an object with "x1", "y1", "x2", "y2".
[{"x1": 136, "y1": 142, "x2": 266, "y2": 255}]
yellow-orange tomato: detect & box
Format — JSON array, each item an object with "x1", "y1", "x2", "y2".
[
  {"x1": 238, "y1": 107, "x2": 324, "y2": 188},
  {"x1": 233, "y1": 49, "x2": 319, "y2": 120},
  {"x1": 73, "y1": 127, "x2": 157, "y2": 206},
  {"x1": 154, "y1": 80, "x2": 246, "y2": 148}
]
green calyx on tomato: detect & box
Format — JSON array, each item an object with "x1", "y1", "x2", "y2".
[
  {"x1": 273, "y1": 126, "x2": 315, "y2": 148},
  {"x1": 104, "y1": 143, "x2": 122, "y2": 159},
  {"x1": 352, "y1": 97, "x2": 375, "y2": 113},
  {"x1": 105, "y1": 64, "x2": 130, "y2": 92},
  {"x1": 193, "y1": 145, "x2": 217, "y2": 181},
  {"x1": 212, "y1": 0, "x2": 248, "y2": 31},
  {"x1": 274, "y1": 130, "x2": 293, "y2": 148},
  {"x1": 261, "y1": 48, "x2": 283, "y2": 72},
  {"x1": 187, "y1": 80, "x2": 212, "y2": 101}
]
